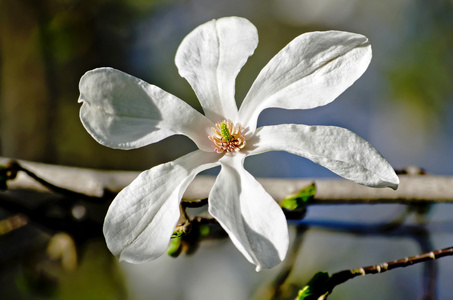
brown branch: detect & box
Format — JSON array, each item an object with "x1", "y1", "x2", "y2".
[
  {"x1": 314, "y1": 247, "x2": 453, "y2": 299},
  {"x1": 3, "y1": 160, "x2": 108, "y2": 203},
  {"x1": 348, "y1": 247, "x2": 453, "y2": 276},
  {"x1": 0, "y1": 157, "x2": 138, "y2": 199},
  {"x1": 181, "y1": 198, "x2": 208, "y2": 208},
  {"x1": 0, "y1": 159, "x2": 113, "y2": 243}
]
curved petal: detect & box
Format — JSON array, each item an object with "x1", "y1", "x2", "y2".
[
  {"x1": 175, "y1": 17, "x2": 258, "y2": 122},
  {"x1": 248, "y1": 124, "x2": 399, "y2": 189},
  {"x1": 103, "y1": 150, "x2": 220, "y2": 263},
  {"x1": 79, "y1": 67, "x2": 214, "y2": 151},
  {"x1": 238, "y1": 31, "x2": 372, "y2": 133},
  {"x1": 208, "y1": 154, "x2": 289, "y2": 271}
]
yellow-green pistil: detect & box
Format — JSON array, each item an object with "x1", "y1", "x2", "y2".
[
  {"x1": 220, "y1": 122, "x2": 232, "y2": 141},
  {"x1": 209, "y1": 120, "x2": 246, "y2": 153}
]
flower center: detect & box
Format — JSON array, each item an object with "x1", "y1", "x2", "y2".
[{"x1": 208, "y1": 120, "x2": 246, "y2": 153}]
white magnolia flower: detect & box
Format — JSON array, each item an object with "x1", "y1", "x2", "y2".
[{"x1": 78, "y1": 17, "x2": 399, "y2": 271}]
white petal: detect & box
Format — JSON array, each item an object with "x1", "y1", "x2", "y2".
[
  {"x1": 175, "y1": 17, "x2": 258, "y2": 122},
  {"x1": 208, "y1": 154, "x2": 289, "y2": 271},
  {"x1": 79, "y1": 67, "x2": 214, "y2": 151},
  {"x1": 238, "y1": 31, "x2": 372, "y2": 133},
  {"x1": 248, "y1": 124, "x2": 399, "y2": 189},
  {"x1": 103, "y1": 150, "x2": 220, "y2": 263}
]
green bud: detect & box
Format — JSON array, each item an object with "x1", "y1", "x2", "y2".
[
  {"x1": 297, "y1": 271, "x2": 330, "y2": 300},
  {"x1": 167, "y1": 237, "x2": 182, "y2": 258},
  {"x1": 281, "y1": 183, "x2": 316, "y2": 210}
]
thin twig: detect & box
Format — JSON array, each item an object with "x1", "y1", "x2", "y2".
[
  {"x1": 0, "y1": 161, "x2": 110, "y2": 243},
  {"x1": 181, "y1": 198, "x2": 208, "y2": 208},
  {"x1": 321, "y1": 247, "x2": 453, "y2": 298},
  {"x1": 271, "y1": 225, "x2": 308, "y2": 300},
  {"x1": 410, "y1": 228, "x2": 437, "y2": 300},
  {"x1": 349, "y1": 246, "x2": 452, "y2": 276},
  {"x1": 4, "y1": 160, "x2": 108, "y2": 203}
]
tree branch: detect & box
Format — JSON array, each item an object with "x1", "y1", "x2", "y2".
[
  {"x1": 329, "y1": 246, "x2": 453, "y2": 290},
  {"x1": 1, "y1": 157, "x2": 452, "y2": 204},
  {"x1": 298, "y1": 247, "x2": 452, "y2": 300}
]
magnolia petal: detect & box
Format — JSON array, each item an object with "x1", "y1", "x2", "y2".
[
  {"x1": 238, "y1": 31, "x2": 372, "y2": 133},
  {"x1": 248, "y1": 124, "x2": 399, "y2": 189},
  {"x1": 79, "y1": 67, "x2": 214, "y2": 151},
  {"x1": 175, "y1": 17, "x2": 258, "y2": 122},
  {"x1": 208, "y1": 154, "x2": 289, "y2": 271},
  {"x1": 103, "y1": 150, "x2": 220, "y2": 263}
]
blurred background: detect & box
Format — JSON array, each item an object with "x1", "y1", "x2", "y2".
[{"x1": 0, "y1": 0, "x2": 452, "y2": 299}]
